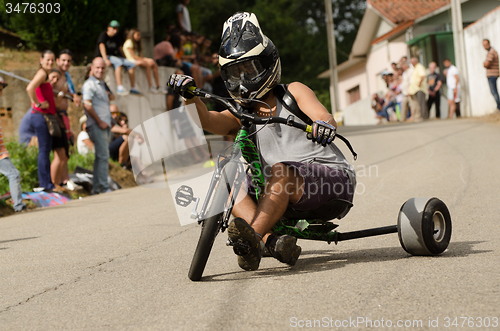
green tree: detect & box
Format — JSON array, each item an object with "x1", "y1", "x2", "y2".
[{"x1": 0, "y1": 0, "x2": 136, "y2": 64}]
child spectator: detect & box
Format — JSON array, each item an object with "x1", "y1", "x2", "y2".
[
  {"x1": 95, "y1": 20, "x2": 140, "y2": 96},
  {"x1": 109, "y1": 112, "x2": 131, "y2": 166},
  {"x1": 0, "y1": 77, "x2": 27, "y2": 213},
  {"x1": 77, "y1": 115, "x2": 94, "y2": 155},
  {"x1": 123, "y1": 29, "x2": 166, "y2": 94},
  {"x1": 26, "y1": 50, "x2": 57, "y2": 191}
]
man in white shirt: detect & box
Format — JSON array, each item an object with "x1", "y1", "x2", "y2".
[
  {"x1": 400, "y1": 61, "x2": 413, "y2": 121},
  {"x1": 443, "y1": 59, "x2": 460, "y2": 118},
  {"x1": 176, "y1": 0, "x2": 191, "y2": 32}
]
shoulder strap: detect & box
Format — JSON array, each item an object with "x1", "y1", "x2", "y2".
[
  {"x1": 274, "y1": 84, "x2": 312, "y2": 125},
  {"x1": 274, "y1": 84, "x2": 358, "y2": 160}
]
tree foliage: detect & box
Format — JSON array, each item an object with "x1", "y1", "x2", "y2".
[{"x1": 0, "y1": 0, "x2": 365, "y2": 103}]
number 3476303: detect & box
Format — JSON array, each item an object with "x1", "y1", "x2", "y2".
[{"x1": 5, "y1": 3, "x2": 61, "y2": 14}]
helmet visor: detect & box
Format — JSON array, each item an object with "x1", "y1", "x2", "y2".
[{"x1": 222, "y1": 59, "x2": 265, "y2": 83}]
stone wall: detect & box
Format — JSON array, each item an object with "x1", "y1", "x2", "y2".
[{"x1": 0, "y1": 66, "x2": 176, "y2": 139}]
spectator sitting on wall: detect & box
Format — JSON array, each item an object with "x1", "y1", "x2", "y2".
[
  {"x1": 77, "y1": 115, "x2": 94, "y2": 155},
  {"x1": 95, "y1": 20, "x2": 140, "y2": 96},
  {"x1": 123, "y1": 28, "x2": 167, "y2": 94},
  {"x1": 173, "y1": 33, "x2": 211, "y2": 90},
  {"x1": 154, "y1": 33, "x2": 180, "y2": 67}
]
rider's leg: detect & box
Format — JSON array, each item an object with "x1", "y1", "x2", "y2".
[{"x1": 250, "y1": 163, "x2": 304, "y2": 236}]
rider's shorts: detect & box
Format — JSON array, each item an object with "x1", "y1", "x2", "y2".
[
  {"x1": 246, "y1": 161, "x2": 354, "y2": 212},
  {"x1": 283, "y1": 161, "x2": 354, "y2": 211}
]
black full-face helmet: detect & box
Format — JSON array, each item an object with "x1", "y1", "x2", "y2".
[{"x1": 219, "y1": 12, "x2": 281, "y2": 106}]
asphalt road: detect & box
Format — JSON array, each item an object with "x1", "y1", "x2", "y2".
[{"x1": 1, "y1": 118, "x2": 499, "y2": 330}]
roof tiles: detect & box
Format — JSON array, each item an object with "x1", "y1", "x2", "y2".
[{"x1": 368, "y1": 0, "x2": 450, "y2": 24}]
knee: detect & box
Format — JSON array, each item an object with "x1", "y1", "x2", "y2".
[{"x1": 270, "y1": 163, "x2": 289, "y2": 181}]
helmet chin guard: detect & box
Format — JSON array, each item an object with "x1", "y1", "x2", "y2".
[{"x1": 219, "y1": 12, "x2": 281, "y2": 106}]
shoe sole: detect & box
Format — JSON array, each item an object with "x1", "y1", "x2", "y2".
[
  {"x1": 228, "y1": 218, "x2": 260, "y2": 271},
  {"x1": 275, "y1": 236, "x2": 301, "y2": 266}
]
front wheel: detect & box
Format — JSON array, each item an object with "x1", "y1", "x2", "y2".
[
  {"x1": 188, "y1": 162, "x2": 238, "y2": 281},
  {"x1": 397, "y1": 197, "x2": 452, "y2": 256}
]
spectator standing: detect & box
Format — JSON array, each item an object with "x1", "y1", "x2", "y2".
[
  {"x1": 51, "y1": 49, "x2": 79, "y2": 188},
  {"x1": 176, "y1": 0, "x2": 191, "y2": 33},
  {"x1": 400, "y1": 61, "x2": 413, "y2": 121},
  {"x1": 443, "y1": 59, "x2": 460, "y2": 118},
  {"x1": 82, "y1": 57, "x2": 114, "y2": 194},
  {"x1": 47, "y1": 69, "x2": 69, "y2": 190},
  {"x1": 0, "y1": 77, "x2": 27, "y2": 212},
  {"x1": 26, "y1": 50, "x2": 57, "y2": 191},
  {"x1": 18, "y1": 109, "x2": 35, "y2": 146},
  {"x1": 95, "y1": 20, "x2": 139, "y2": 96},
  {"x1": 123, "y1": 29, "x2": 166, "y2": 94},
  {"x1": 427, "y1": 62, "x2": 443, "y2": 119},
  {"x1": 409, "y1": 57, "x2": 428, "y2": 120},
  {"x1": 483, "y1": 39, "x2": 500, "y2": 111}
]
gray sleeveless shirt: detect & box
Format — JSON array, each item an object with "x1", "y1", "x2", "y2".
[{"x1": 254, "y1": 99, "x2": 356, "y2": 186}]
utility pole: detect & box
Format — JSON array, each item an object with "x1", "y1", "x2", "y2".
[
  {"x1": 450, "y1": 0, "x2": 471, "y2": 117},
  {"x1": 137, "y1": 0, "x2": 154, "y2": 58},
  {"x1": 324, "y1": 0, "x2": 339, "y2": 113}
]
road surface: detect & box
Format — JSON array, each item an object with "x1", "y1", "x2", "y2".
[{"x1": 1, "y1": 118, "x2": 499, "y2": 330}]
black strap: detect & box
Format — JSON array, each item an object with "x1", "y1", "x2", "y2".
[
  {"x1": 274, "y1": 84, "x2": 357, "y2": 160},
  {"x1": 273, "y1": 84, "x2": 312, "y2": 125}
]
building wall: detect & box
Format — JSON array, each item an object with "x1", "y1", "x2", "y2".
[
  {"x1": 338, "y1": 62, "x2": 369, "y2": 110},
  {"x1": 464, "y1": 6, "x2": 500, "y2": 116}
]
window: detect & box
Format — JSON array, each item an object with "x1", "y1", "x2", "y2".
[{"x1": 347, "y1": 85, "x2": 360, "y2": 105}]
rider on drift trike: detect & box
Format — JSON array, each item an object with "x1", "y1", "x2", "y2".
[{"x1": 168, "y1": 11, "x2": 356, "y2": 271}]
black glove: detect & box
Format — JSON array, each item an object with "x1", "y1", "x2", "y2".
[
  {"x1": 307, "y1": 120, "x2": 336, "y2": 146},
  {"x1": 167, "y1": 74, "x2": 196, "y2": 99}
]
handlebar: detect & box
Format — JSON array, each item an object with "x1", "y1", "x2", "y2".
[{"x1": 188, "y1": 86, "x2": 312, "y2": 133}]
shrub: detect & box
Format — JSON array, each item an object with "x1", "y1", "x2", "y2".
[{"x1": 0, "y1": 140, "x2": 95, "y2": 193}]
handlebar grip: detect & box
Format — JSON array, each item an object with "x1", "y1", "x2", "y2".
[{"x1": 305, "y1": 125, "x2": 312, "y2": 133}]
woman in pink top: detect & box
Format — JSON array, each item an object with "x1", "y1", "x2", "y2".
[{"x1": 26, "y1": 50, "x2": 57, "y2": 191}]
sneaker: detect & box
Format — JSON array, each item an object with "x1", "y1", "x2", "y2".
[
  {"x1": 117, "y1": 85, "x2": 129, "y2": 96},
  {"x1": 227, "y1": 217, "x2": 261, "y2": 271},
  {"x1": 265, "y1": 234, "x2": 301, "y2": 266},
  {"x1": 149, "y1": 87, "x2": 160, "y2": 94},
  {"x1": 130, "y1": 87, "x2": 141, "y2": 95},
  {"x1": 157, "y1": 87, "x2": 168, "y2": 94}
]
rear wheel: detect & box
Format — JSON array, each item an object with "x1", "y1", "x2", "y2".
[
  {"x1": 398, "y1": 197, "x2": 452, "y2": 256},
  {"x1": 188, "y1": 162, "x2": 238, "y2": 281}
]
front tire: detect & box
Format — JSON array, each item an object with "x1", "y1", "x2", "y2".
[{"x1": 188, "y1": 162, "x2": 238, "y2": 281}]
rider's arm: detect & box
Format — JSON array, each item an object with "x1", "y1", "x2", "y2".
[
  {"x1": 184, "y1": 97, "x2": 241, "y2": 136},
  {"x1": 287, "y1": 82, "x2": 337, "y2": 128}
]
